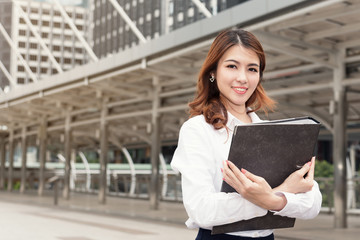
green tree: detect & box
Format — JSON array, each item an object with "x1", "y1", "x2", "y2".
[{"x1": 315, "y1": 160, "x2": 334, "y2": 178}]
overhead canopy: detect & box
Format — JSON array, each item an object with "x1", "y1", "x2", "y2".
[{"x1": 0, "y1": 0, "x2": 359, "y2": 148}]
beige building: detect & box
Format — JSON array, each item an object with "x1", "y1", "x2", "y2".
[{"x1": 6, "y1": 0, "x2": 89, "y2": 86}]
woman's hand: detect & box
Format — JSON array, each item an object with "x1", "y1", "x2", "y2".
[
  {"x1": 222, "y1": 160, "x2": 287, "y2": 211},
  {"x1": 273, "y1": 157, "x2": 315, "y2": 194}
]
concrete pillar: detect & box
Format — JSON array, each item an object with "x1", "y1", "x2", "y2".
[
  {"x1": 333, "y1": 49, "x2": 347, "y2": 228},
  {"x1": 38, "y1": 119, "x2": 47, "y2": 196},
  {"x1": 150, "y1": 76, "x2": 161, "y2": 210},
  {"x1": 63, "y1": 113, "x2": 72, "y2": 200},
  {"x1": 20, "y1": 126, "x2": 28, "y2": 193},
  {"x1": 0, "y1": 134, "x2": 6, "y2": 189},
  {"x1": 7, "y1": 129, "x2": 14, "y2": 191},
  {"x1": 98, "y1": 101, "x2": 108, "y2": 204}
]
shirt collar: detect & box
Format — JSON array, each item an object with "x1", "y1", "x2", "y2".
[{"x1": 219, "y1": 108, "x2": 262, "y2": 133}]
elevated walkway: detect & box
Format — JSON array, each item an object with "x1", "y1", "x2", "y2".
[{"x1": 0, "y1": 191, "x2": 359, "y2": 240}]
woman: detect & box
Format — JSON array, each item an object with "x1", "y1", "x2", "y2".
[{"x1": 171, "y1": 29, "x2": 322, "y2": 240}]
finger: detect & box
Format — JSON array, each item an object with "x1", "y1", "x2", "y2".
[
  {"x1": 222, "y1": 160, "x2": 243, "y2": 189},
  {"x1": 241, "y1": 168, "x2": 263, "y2": 183},
  {"x1": 297, "y1": 161, "x2": 311, "y2": 177},
  {"x1": 223, "y1": 160, "x2": 239, "y2": 182},
  {"x1": 227, "y1": 161, "x2": 253, "y2": 185},
  {"x1": 306, "y1": 157, "x2": 315, "y2": 181}
]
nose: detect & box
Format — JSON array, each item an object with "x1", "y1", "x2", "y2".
[{"x1": 236, "y1": 69, "x2": 247, "y2": 84}]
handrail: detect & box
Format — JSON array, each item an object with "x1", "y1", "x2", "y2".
[
  {"x1": 121, "y1": 147, "x2": 136, "y2": 196},
  {"x1": 78, "y1": 151, "x2": 92, "y2": 191},
  {"x1": 57, "y1": 153, "x2": 76, "y2": 190}
]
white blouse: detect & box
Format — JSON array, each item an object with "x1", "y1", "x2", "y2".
[{"x1": 171, "y1": 111, "x2": 322, "y2": 238}]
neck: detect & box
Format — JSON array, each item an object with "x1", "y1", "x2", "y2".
[{"x1": 224, "y1": 102, "x2": 252, "y2": 124}]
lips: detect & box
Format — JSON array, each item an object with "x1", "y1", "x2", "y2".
[{"x1": 232, "y1": 86, "x2": 248, "y2": 94}]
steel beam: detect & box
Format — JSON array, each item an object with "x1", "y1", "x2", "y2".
[
  {"x1": 262, "y1": 42, "x2": 336, "y2": 69},
  {"x1": 0, "y1": 134, "x2": 5, "y2": 190},
  {"x1": 20, "y1": 126, "x2": 27, "y2": 193},
  {"x1": 53, "y1": 0, "x2": 98, "y2": 62},
  {"x1": 245, "y1": 0, "x2": 342, "y2": 31},
  {"x1": 0, "y1": 23, "x2": 38, "y2": 83},
  {"x1": 63, "y1": 111, "x2": 72, "y2": 200},
  {"x1": 37, "y1": 118, "x2": 47, "y2": 196},
  {"x1": 0, "y1": 60, "x2": 17, "y2": 88},
  {"x1": 268, "y1": 1, "x2": 359, "y2": 32},
  {"x1": 98, "y1": 100, "x2": 108, "y2": 204},
  {"x1": 7, "y1": 129, "x2": 14, "y2": 191},
  {"x1": 333, "y1": 49, "x2": 347, "y2": 228},
  {"x1": 150, "y1": 76, "x2": 161, "y2": 209},
  {"x1": 191, "y1": 0, "x2": 212, "y2": 18},
  {"x1": 108, "y1": 0, "x2": 147, "y2": 44},
  {"x1": 305, "y1": 22, "x2": 360, "y2": 42}
]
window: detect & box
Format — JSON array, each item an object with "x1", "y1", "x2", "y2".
[
  {"x1": 41, "y1": 32, "x2": 48, "y2": 38},
  {"x1": 19, "y1": 30, "x2": 26, "y2": 36},
  {"x1": 30, "y1": 43, "x2": 37, "y2": 49},
  {"x1": 30, "y1": 55, "x2": 37, "y2": 61}
]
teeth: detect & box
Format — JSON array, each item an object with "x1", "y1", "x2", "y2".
[{"x1": 234, "y1": 87, "x2": 246, "y2": 92}]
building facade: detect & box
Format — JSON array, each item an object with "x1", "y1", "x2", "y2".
[
  {"x1": 0, "y1": 0, "x2": 89, "y2": 87},
  {"x1": 91, "y1": 0, "x2": 248, "y2": 58},
  {"x1": 0, "y1": 2, "x2": 13, "y2": 90}
]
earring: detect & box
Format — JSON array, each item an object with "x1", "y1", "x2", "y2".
[{"x1": 209, "y1": 75, "x2": 215, "y2": 82}]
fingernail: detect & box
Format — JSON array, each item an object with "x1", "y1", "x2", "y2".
[
  {"x1": 241, "y1": 168, "x2": 246, "y2": 174},
  {"x1": 308, "y1": 161, "x2": 312, "y2": 166},
  {"x1": 221, "y1": 168, "x2": 223, "y2": 173}
]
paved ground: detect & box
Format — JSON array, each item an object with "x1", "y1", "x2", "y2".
[{"x1": 0, "y1": 190, "x2": 359, "y2": 240}]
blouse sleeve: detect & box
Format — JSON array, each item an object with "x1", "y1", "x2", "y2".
[
  {"x1": 171, "y1": 118, "x2": 267, "y2": 229},
  {"x1": 272, "y1": 181, "x2": 322, "y2": 219}
]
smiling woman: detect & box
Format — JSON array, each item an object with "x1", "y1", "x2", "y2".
[
  {"x1": 189, "y1": 29, "x2": 275, "y2": 130},
  {"x1": 214, "y1": 44, "x2": 261, "y2": 124},
  {"x1": 171, "y1": 29, "x2": 322, "y2": 240}
]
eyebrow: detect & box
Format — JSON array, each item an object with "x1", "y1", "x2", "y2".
[{"x1": 224, "y1": 59, "x2": 259, "y2": 67}]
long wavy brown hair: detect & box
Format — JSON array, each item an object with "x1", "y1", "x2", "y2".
[{"x1": 189, "y1": 29, "x2": 276, "y2": 130}]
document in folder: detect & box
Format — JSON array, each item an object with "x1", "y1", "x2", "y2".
[{"x1": 212, "y1": 116, "x2": 320, "y2": 234}]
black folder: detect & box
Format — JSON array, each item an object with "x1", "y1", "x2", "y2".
[{"x1": 212, "y1": 116, "x2": 320, "y2": 234}]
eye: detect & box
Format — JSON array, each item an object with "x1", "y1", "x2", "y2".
[
  {"x1": 227, "y1": 64, "x2": 237, "y2": 69},
  {"x1": 249, "y1": 67, "x2": 258, "y2": 73}
]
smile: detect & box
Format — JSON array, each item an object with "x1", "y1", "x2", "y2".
[{"x1": 232, "y1": 87, "x2": 248, "y2": 94}]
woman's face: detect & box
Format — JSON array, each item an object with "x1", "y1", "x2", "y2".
[{"x1": 214, "y1": 44, "x2": 260, "y2": 112}]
